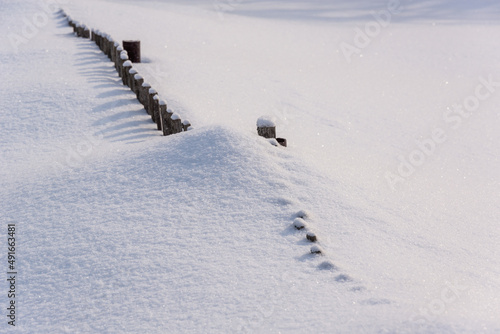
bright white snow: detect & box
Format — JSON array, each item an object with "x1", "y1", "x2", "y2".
[{"x1": 1, "y1": 0, "x2": 499, "y2": 333}]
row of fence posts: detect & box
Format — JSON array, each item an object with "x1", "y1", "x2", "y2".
[{"x1": 61, "y1": 9, "x2": 191, "y2": 136}]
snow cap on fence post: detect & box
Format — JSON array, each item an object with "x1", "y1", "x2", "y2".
[
  {"x1": 148, "y1": 88, "x2": 158, "y2": 118},
  {"x1": 152, "y1": 95, "x2": 162, "y2": 130},
  {"x1": 107, "y1": 36, "x2": 114, "y2": 59},
  {"x1": 122, "y1": 60, "x2": 132, "y2": 86},
  {"x1": 139, "y1": 82, "x2": 151, "y2": 107},
  {"x1": 159, "y1": 100, "x2": 167, "y2": 135},
  {"x1": 165, "y1": 108, "x2": 174, "y2": 135},
  {"x1": 115, "y1": 45, "x2": 123, "y2": 70},
  {"x1": 102, "y1": 34, "x2": 110, "y2": 55},
  {"x1": 128, "y1": 68, "x2": 138, "y2": 90},
  {"x1": 133, "y1": 74, "x2": 144, "y2": 98},
  {"x1": 118, "y1": 51, "x2": 128, "y2": 78},
  {"x1": 182, "y1": 120, "x2": 191, "y2": 132},
  {"x1": 257, "y1": 116, "x2": 276, "y2": 139},
  {"x1": 74, "y1": 22, "x2": 82, "y2": 36},
  {"x1": 171, "y1": 114, "x2": 182, "y2": 134},
  {"x1": 111, "y1": 41, "x2": 119, "y2": 63},
  {"x1": 82, "y1": 25, "x2": 90, "y2": 39}
]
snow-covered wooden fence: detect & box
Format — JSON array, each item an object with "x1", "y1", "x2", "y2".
[
  {"x1": 61, "y1": 9, "x2": 190, "y2": 136},
  {"x1": 256, "y1": 117, "x2": 287, "y2": 147}
]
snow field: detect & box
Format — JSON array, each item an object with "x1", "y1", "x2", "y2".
[{"x1": 0, "y1": 0, "x2": 499, "y2": 332}]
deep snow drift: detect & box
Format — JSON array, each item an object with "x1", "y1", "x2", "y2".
[{"x1": 1, "y1": 0, "x2": 499, "y2": 332}]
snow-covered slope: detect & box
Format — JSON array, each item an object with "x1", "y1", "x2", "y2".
[{"x1": 1, "y1": 0, "x2": 499, "y2": 332}]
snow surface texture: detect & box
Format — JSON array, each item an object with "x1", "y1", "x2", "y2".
[{"x1": 1, "y1": 0, "x2": 499, "y2": 333}]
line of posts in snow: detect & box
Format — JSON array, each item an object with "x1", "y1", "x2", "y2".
[
  {"x1": 62, "y1": 9, "x2": 191, "y2": 136},
  {"x1": 61, "y1": 9, "x2": 289, "y2": 144}
]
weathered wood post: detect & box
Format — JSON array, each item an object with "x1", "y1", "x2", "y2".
[
  {"x1": 79, "y1": 24, "x2": 85, "y2": 38},
  {"x1": 153, "y1": 95, "x2": 161, "y2": 129},
  {"x1": 111, "y1": 41, "x2": 119, "y2": 64},
  {"x1": 101, "y1": 33, "x2": 107, "y2": 52},
  {"x1": 139, "y1": 82, "x2": 151, "y2": 107},
  {"x1": 118, "y1": 51, "x2": 128, "y2": 78},
  {"x1": 101, "y1": 33, "x2": 107, "y2": 53},
  {"x1": 122, "y1": 61, "x2": 132, "y2": 86},
  {"x1": 159, "y1": 100, "x2": 167, "y2": 133},
  {"x1": 257, "y1": 117, "x2": 276, "y2": 138},
  {"x1": 96, "y1": 30, "x2": 101, "y2": 49},
  {"x1": 128, "y1": 68, "x2": 138, "y2": 90},
  {"x1": 162, "y1": 108, "x2": 174, "y2": 136},
  {"x1": 94, "y1": 29, "x2": 99, "y2": 46},
  {"x1": 97, "y1": 31, "x2": 103, "y2": 50},
  {"x1": 107, "y1": 37, "x2": 114, "y2": 59},
  {"x1": 148, "y1": 88, "x2": 158, "y2": 117},
  {"x1": 122, "y1": 40, "x2": 141, "y2": 63},
  {"x1": 276, "y1": 138, "x2": 287, "y2": 147},
  {"x1": 74, "y1": 22, "x2": 81, "y2": 36},
  {"x1": 82, "y1": 26, "x2": 90, "y2": 39},
  {"x1": 103, "y1": 34, "x2": 110, "y2": 57},
  {"x1": 171, "y1": 114, "x2": 183, "y2": 134},
  {"x1": 310, "y1": 245, "x2": 322, "y2": 254},
  {"x1": 293, "y1": 218, "x2": 306, "y2": 230},
  {"x1": 115, "y1": 46, "x2": 123, "y2": 70},
  {"x1": 133, "y1": 74, "x2": 144, "y2": 98},
  {"x1": 306, "y1": 232, "x2": 317, "y2": 242}
]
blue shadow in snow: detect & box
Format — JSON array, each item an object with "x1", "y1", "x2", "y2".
[{"x1": 216, "y1": 0, "x2": 500, "y2": 23}]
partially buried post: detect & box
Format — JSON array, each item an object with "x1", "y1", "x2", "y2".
[{"x1": 122, "y1": 40, "x2": 141, "y2": 63}]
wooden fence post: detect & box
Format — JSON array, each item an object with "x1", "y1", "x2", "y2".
[
  {"x1": 118, "y1": 51, "x2": 128, "y2": 78},
  {"x1": 99, "y1": 32, "x2": 105, "y2": 51},
  {"x1": 158, "y1": 100, "x2": 167, "y2": 133},
  {"x1": 162, "y1": 108, "x2": 174, "y2": 135},
  {"x1": 182, "y1": 120, "x2": 191, "y2": 131},
  {"x1": 152, "y1": 95, "x2": 159, "y2": 123},
  {"x1": 122, "y1": 40, "x2": 141, "y2": 63},
  {"x1": 257, "y1": 117, "x2": 276, "y2": 139},
  {"x1": 133, "y1": 74, "x2": 143, "y2": 98},
  {"x1": 115, "y1": 46, "x2": 123, "y2": 70},
  {"x1": 74, "y1": 22, "x2": 81, "y2": 36},
  {"x1": 148, "y1": 88, "x2": 158, "y2": 117},
  {"x1": 101, "y1": 33, "x2": 106, "y2": 51},
  {"x1": 97, "y1": 30, "x2": 102, "y2": 50},
  {"x1": 83, "y1": 26, "x2": 90, "y2": 39},
  {"x1": 276, "y1": 138, "x2": 287, "y2": 147},
  {"x1": 153, "y1": 95, "x2": 161, "y2": 129},
  {"x1": 122, "y1": 61, "x2": 132, "y2": 86},
  {"x1": 94, "y1": 29, "x2": 99, "y2": 46},
  {"x1": 111, "y1": 41, "x2": 118, "y2": 63},
  {"x1": 107, "y1": 37, "x2": 114, "y2": 59},
  {"x1": 128, "y1": 68, "x2": 138, "y2": 90},
  {"x1": 139, "y1": 82, "x2": 151, "y2": 107},
  {"x1": 102, "y1": 34, "x2": 108, "y2": 55},
  {"x1": 171, "y1": 114, "x2": 182, "y2": 134}
]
